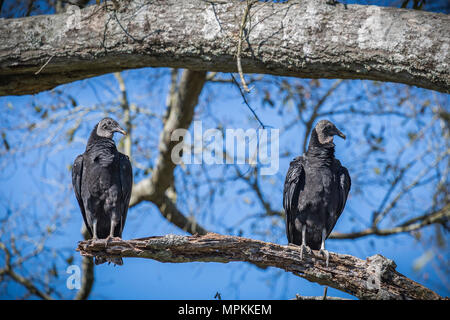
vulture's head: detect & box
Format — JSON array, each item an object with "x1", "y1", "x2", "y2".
[
  {"x1": 96, "y1": 117, "x2": 126, "y2": 139},
  {"x1": 313, "y1": 120, "x2": 346, "y2": 145}
]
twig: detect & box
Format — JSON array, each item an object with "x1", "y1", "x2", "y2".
[
  {"x1": 373, "y1": 149, "x2": 450, "y2": 225},
  {"x1": 293, "y1": 293, "x2": 349, "y2": 300},
  {"x1": 34, "y1": 55, "x2": 55, "y2": 75},
  {"x1": 236, "y1": 0, "x2": 257, "y2": 93},
  {"x1": 112, "y1": 11, "x2": 142, "y2": 43},
  {"x1": 0, "y1": 242, "x2": 53, "y2": 300},
  {"x1": 230, "y1": 73, "x2": 266, "y2": 129}
]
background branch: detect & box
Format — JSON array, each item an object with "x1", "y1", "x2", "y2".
[{"x1": 128, "y1": 69, "x2": 208, "y2": 235}]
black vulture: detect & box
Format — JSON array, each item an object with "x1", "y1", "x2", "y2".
[
  {"x1": 72, "y1": 117, "x2": 132, "y2": 265},
  {"x1": 283, "y1": 120, "x2": 351, "y2": 266}
]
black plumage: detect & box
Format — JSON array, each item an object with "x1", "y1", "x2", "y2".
[
  {"x1": 72, "y1": 117, "x2": 132, "y2": 265},
  {"x1": 283, "y1": 120, "x2": 351, "y2": 265}
]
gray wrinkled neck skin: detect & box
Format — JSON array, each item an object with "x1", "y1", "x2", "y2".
[
  {"x1": 86, "y1": 124, "x2": 116, "y2": 153},
  {"x1": 314, "y1": 120, "x2": 336, "y2": 145},
  {"x1": 316, "y1": 129, "x2": 334, "y2": 145},
  {"x1": 306, "y1": 129, "x2": 335, "y2": 167},
  {"x1": 96, "y1": 124, "x2": 114, "y2": 139}
]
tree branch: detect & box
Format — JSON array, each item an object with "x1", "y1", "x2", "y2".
[
  {"x1": 0, "y1": 242, "x2": 53, "y2": 300},
  {"x1": 130, "y1": 69, "x2": 206, "y2": 206},
  {"x1": 330, "y1": 204, "x2": 450, "y2": 240},
  {"x1": 74, "y1": 225, "x2": 94, "y2": 300},
  {"x1": 292, "y1": 293, "x2": 350, "y2": 300},
  {"x1": 156, "y1": 194, "x2": 208, "y2": 235},
  {"x1": 236, "y1": 0, "x2": 257, "y2": 93},
  {"x1": 77, "y1": 232, "x2": 444, "y2": 300},
  {"x1": 0, "y1": 0, "x2": 448, "y2": 96},
  {"x1": 129, "y1": 69, "x2": 208, "y2": 235},
  {"x1": 114, "y1": 72, "x2": 132, "y2": 158}
]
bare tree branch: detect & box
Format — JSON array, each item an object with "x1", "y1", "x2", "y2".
[
  {"x1": 156, "y1": 194, "x2": 208, "y2": 235},
  {"x1": 114, "y1": 72, "x2": 132, "y2": 157},
  {"x1": 130, "y1": 69, "x2": 207, "y2": 206},
  {"x1": 0, "y1": 242, "x2": 53, "y2": 300},
  {"x1": 236, "y1": 0, "x2": 257, "y2": 93},
  {"x1": 77, "y1": 233, "x2": 444, "y2": 300},
  {"x1": 128, "y1": 69, "x2": 208, "y2": 235},
  {"x1": 292, "y1": 292, "x2": 350, "y2": 300},
  {"x1": 330, "y1": 204, "x2": 450, "y2": 239},
  {"x1": 74, "y1": 226, "x2": 94, "y2": 300},
  {"x1": 373, "y1": 149, "x2": 450, "y2": 226}
]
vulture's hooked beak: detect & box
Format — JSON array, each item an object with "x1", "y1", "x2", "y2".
[
  {"x1": 335, "y1": 128, "x2": 346, "y2": 140},
  {"x1": 115, "y1": 126, "x2": 127, "y2": 135}
]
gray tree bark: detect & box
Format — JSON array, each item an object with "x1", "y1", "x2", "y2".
[
  {"x1": 0, "y1": 0, "x2": 449, "y2": 96},
  {"x1": 77, "y1": 233, "x2": 444, "y2": 300}
]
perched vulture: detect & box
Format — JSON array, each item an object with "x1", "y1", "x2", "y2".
[
  {"x1": 283, "y1": 120, "x2": 351, "y2": 265},
  {"x1": 72, "y1": 117, "x2": 132, "y2": 265}
]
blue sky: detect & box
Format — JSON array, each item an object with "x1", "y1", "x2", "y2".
[
  {"x1": 0, "y1": 66, "x2": 448, "y2": 300},
  {"x1": 0, "y1": 0, "x2": 448, "y2": 301}
]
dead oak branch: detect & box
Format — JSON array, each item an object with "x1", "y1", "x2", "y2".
[{"x1": 77, "y1": 232, "x2": 444, "y2": 300}]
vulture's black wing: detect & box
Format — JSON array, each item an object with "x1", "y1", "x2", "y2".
[
  {"x1": 72, "y1": 154, "x2": 92, "y2": 237},
  {"x1": 118, "y1": 153, "x2": 132, "y2": 233},
  {"x1": 283, "y1": 156, "x2": 305, "y2": 244},
  {"x1": 326, "y1": 161, "x2": 351, "y2": 239}
]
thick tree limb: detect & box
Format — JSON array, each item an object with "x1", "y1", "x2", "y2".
[
  {"x1": 1, "y1": 0, "x2": 449, "y2": 96},
  {"x1": 77, "y1": 232, "x2": 444, "y2": 300}
]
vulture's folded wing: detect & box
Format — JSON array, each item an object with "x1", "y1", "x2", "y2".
[
  {"x1": 283, "y1": 156, "x2": 305, "y2": 244},
  {"x1": 119, "y1": 153, "x2": 133, "y2": 233},
  {"x1": 326, "y1": 163, "x2": 351, "y2": 239},
  {"x1": 72, "y1": 154, "x2": 92, "y2": 237}
]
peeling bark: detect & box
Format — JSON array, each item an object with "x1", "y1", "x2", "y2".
[
  {"x1": 0, "y1": 0, "x2": 449, "y2": 96},
  {"x1": 77, "y1": 233, "x2": 444, "y2": 300}
]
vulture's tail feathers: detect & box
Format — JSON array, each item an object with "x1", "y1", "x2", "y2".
[{"x1": 94, "y1": 256, "x2": 123, "y2": 266}]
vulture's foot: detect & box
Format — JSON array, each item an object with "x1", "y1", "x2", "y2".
[
  {"x1": 319, "y1": 248, "x2": 330, "y2": 267},
  {"x1": 94, "y1": 238, "x2": 109, "y2": 249},
  {"x1": 105, "y1": 236, "x2": 121, "y2": 246},
  {"x1": 107, "y1": 257, "x2": 123, "y2": 266},
  {"x1": 300, "y1": 244, "x2": 312, "y2": 260},
  {"x1": 94, "y1": 256, "x2": 123, "y2": 266}
]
